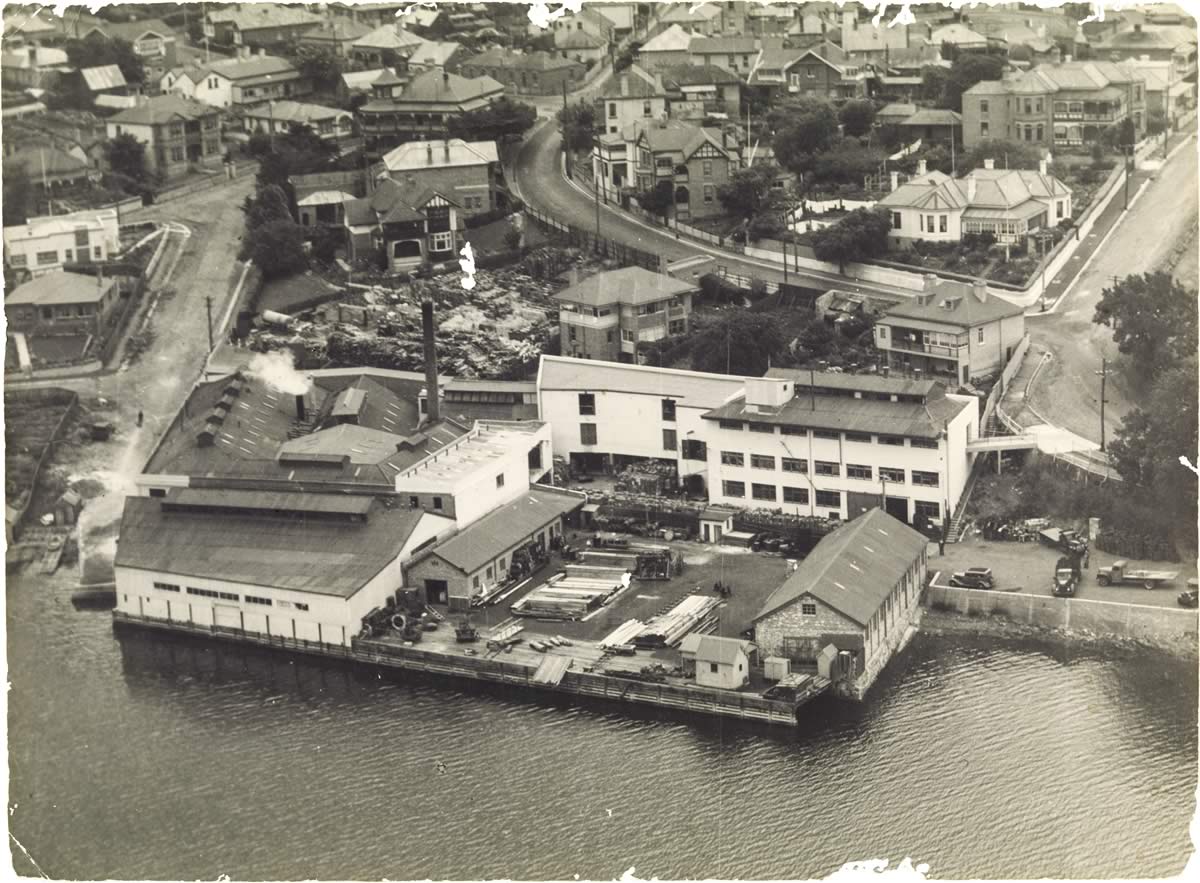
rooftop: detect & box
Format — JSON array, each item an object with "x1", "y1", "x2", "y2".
[
  {"x1": 879, "y1": 166, "x2": 1070, "y2": 217},
  {"x1": 6, "y1": 271, "x2": 116, "y2": 307},
  {"x1": 242, "y1": 100, "x2": 350, "y2": 123},
  {"x1": 880, "y1": 280, "x2": 1026, "y2": 327},
  {"x1": 208, "y1": 4, "x2": 323, "y2": 32},
  {"x1": 300, "y1": 18, "x2": 372, "y2": 43},
  {"x1": 638, "y1": 120, "x2": 727, "y2": 157},
  {"x1": 397, "y1": 68, "x2": 504, "y2": 106},
  {"x1": 353, "y1": 22, "x2": 429, "y2": 51},
  {"x1": 660, "y1": 63, "x2": 744, "y2": 87},
  {"x1": 899, "y1": 108, "x2": 963, "y2": 127},
  {"x1": 108, "y1": 94, "x2": 219, "y2": 126},
  {"x1": 552, "y1": 265, "x2": 697, "y2": 308},
  {"x1": 538, "y1": 355, "x2": 747, "y2": 410},
  {"x1": 408, "y1": 41, "x2": 463, "y2": 67},
  {"x1": 395, "y1": 421, "x2": 544, "y2": 487},
  {"x1": 81, "y1": 64, "x2": 126, "y2": 92},
  {"x1": 465, "y1": 48, "x2": 582, "y2": 72},
  {"x1": 422, "y1": 486, "x2": 585, "y2": 574},
  {"x1": 598, "y1": 65, "x2": 664, "y2": 99},
  {"x1": 755, "y1": 508, "x2": 929, "y2": 626},
  {"x1": 380, "y1": 138, "x2": 499, "y2": 172},
  {"x1": 115, "y1": 489, "x2": 428, "y2": 598},
  {"x1": 639, "y1": 24, "x2": 693, "y2": 54}
]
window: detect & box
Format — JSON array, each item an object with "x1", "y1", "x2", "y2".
[
  {"x1": 801, "y1": 602, "x2": 817, "y2": 616},
  {"x1": 661, "y1": 398, "x2": 676, "y2": 421},
  {"x1": 812, "y1": 429, "x2": 839, "y2": 440},
  {"x1": 879, "y1": 467, "x2": 905, "y2": 483},
  {"x1": 580, "y1": 423, "x2": 597, "y2": 445},
  {"x1": 10, "y1": 254, "x2": 26, "y2": 267},
  {"x1": 496, "y1": 473, "x2": 505, "y2": 488},
  {"x1": 187, "y1": 587, "x2": 220, "y2": 598},
  {"x1": 219, "y1": 592, "x2": 239, "y2": 602},
  {"x1": 846, "y1": 464, "x2": 872, "y2": 480},
  {"x1": 36, "y1": 251, "x2": 58, "y2": 265},
  {"x1": 722, "y1": 480, "x2": 745, "y2": 497},
  {"x1": 980, "y1": 121, "x2": 989, "y2": 137},
  {"x1": 702, "y1": 160, "x2": 712, "y2": 177},
  {"x1": 1036, "y1": 99, "x2": 1043, "y2": 113},
  {"x1": 668, "y1": 319, "x2": 686, "y2": 335},
  {"x1": 814, "y1": 461, "x2": 839, "y2": 476},
  {"x1": 74, "y1": 228, "x2": 89, "y2": 247},
  {"x1": 915, "y1": 500, "x2": 941, "y2": 521},
  {"x1": 925, "y1": 214, "x2": 934, "y2": 231},
  {"x1": 244, "y1": 595, "x2": 273, "y2": 606},
  {"x1": 1056, "y1": 200, "x2": 1064, "y2": 217},
  {"x1": 408, "y1": 496, "x2": 419, "y2": 508},
  {"x1": 977, "y1": 327, "x2": 984, "y2": 343},
  {"x1": 663, "y1": 428, "x2": 677, "y2": 451},
  {"x1": 891, "y1": 211, "x2": 901, "y2": 229},
  {"x1": 681, "y1": 438, "x2": 707, "y2": 460},
  {"x1": 710, "y1": 662, "x2": 720, "y2": 673},
  {"x1": 1024, "y1": 99, "x2": 1032, "y2": 114},
  {"x1": 783, "y1": 486, "x2": 808, "y2": 504},
  {"x1": 752, "y1": 483, "x2": 776, "y2": 501},
  {"x1": 432, "y1": 496, "x2": 444, "y2": 510},
  {"x1": 703, "y1": 184, "x2": 715, "y2": 204},
  {"x1": 578, "y1": 392, "x2": 595, "y2": 415},
  {"x1": 720, "y1": 450, "x2": 744, "y2": 466},
  {"x1": 980, "y1": 100, "x2": 989, "y2": 114},
  {"x1": 750, "y1": 454, "x2": 775, "y2": 470},
  {"x1": 844, "y1": 432, "x2": 871, "y2": 443},
  {"x1": 939, "y1": 215, "x2": 947, "y2": 233},
  {"x1": 1036, "y1": 124, "x2": 1044, "y2": 142},
  {"x1": 912, "y1": 470, "x2": 940, "y2": 487},
  {"x1": 878, "y1": 435, "x2": 904, "y2": 446},
  {"x1": 153, "y1": 581, "x2": 180, "y2": 592},
  {"x1": 64, "y1": 249, "x2": 73, "y2": 263},
  {"x1": 294, "y1": 602, "x2": 309, "y2": 612},
  {"x1": 430, "y1": 231, "x2": 452, "y2": 251},
  {"x1": 718, "y1": 419, "x2": 743, "y2": 430},
  {"x1": 782, "y1": 457, "x2": 807, "y2": 474},
  {"x1": 781, "y1": 425, "x2": 807, "y2": 437},
  {"x1": 815, "y1": 490, "x2": 840, "y2": 508},
  {"x1": 807, "y1": 67, "x2": 816, "y2": 78},
  {"x1": 910, "y1": 437, "x2": 939, "y2": 449},
  {"x1": 171, "y1": 146, "x2": 184, "y2": 162}
]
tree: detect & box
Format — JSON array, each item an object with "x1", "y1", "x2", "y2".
[
  {"x1": 63, "y1": 33, "x2": 145, "y2": 86},
  {"x1": 769, "y1": 97, "x2": 839, "y2": 176},
  {"x1": 919, "y1": 65, "x2": 950, "y2": 103},
  {"x1": 3, "y1": 163, "x2": 33, "y2": 227},
  {"x1": 448, "y1": 97, "x2": 537, "y2": 143},
  {"x1": 636, "y1": 180, "x2": 674, "y2": 220},
  {"x1": 243, "y1": 184, "x2": 292, "y2": 229},
  {"x1": 838, "y1": 99, "x2": 876, "y2": 138},
  {"x1": 962, "y1": 138, "x2": 1044, "y2": 171},
  {"x1": 1107, "y1": 354, "x2": 1198, "y2": 527},
  {"x1": 614, "y1": 41, "x2": 641, "y2": 73},
  {"x1": 558, "y1": 102, "x2": 596, "y2": 152},
  {"x1": 105, "y1": 133, "x2": 149, "y2": 189},
  {"x1": 1101, "y1": 118, "x2": 1137, "y2": 152},
  {"x1": 240, "y1": 218, "x2": 309, "y2": 279},
  {"x1": 1093, "y1": 272, "x2": 1198, "y2": 385},
  {"x1": 1147, "y1": 107, "x2": 1168, "y2": 136},
  {"x1": 811, "y1": 140, "x2": 885, "y2": 188},
  {"x1": 939, "y1": 53, "x2": 1005, "y2": 111},
  {"x1": 290, "y1": 45, "x2": 343, "y2": 94},
  {"x1": 527, "y1": 32, "x2": 556, "y2": 53},
  {"x1": 690, "y1": 312, "x2": 786, "y2": 376},
  {"x1": 810, "y1": 207, "x2": 891, "y2": 273},
  {"x1": 717, "y1": 163, "x2": 784, "y2": 221}
]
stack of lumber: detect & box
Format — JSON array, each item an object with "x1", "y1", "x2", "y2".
[
  {"x1": 600, "y1": 619, "x2": 645, "y2": 649},
  {"x1": 634, "y1": 595, "x2": 721, "y2": 649},
  {"x1": 512, "y1": 573, "x2": 627, "y2": 620}
]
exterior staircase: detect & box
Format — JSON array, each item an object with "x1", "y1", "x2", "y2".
[{"x1": 946, "y1": 460, "x2": 984, "y2": 543}]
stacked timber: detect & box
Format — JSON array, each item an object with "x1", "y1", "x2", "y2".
[
  {"x1": 511, "y1": 572, "x2": 630, "y2": 620},
  {"x1": 634, "y1": 595, "x2": 721, "y2": 649},
  {"x1": 600, "y1": 619, "x2": 645, "y2": 649}
]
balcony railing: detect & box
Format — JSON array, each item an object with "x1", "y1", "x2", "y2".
[
  {"x1": 883, "y1": 337, "x2": 966, "y2": 359},
  {"x1": 668, "y1": 305, "x2": 687, "y2": 317},
  {"x1": 559, "y1": 310, "x2": 617, "y2": 327}
]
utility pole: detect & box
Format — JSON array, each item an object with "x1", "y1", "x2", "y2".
[
  {"x1": 205, "y1": 295, "x2": 214, "y2": 352},
  {"x1": 1123, "y1": 145, "x2": 1130, "y2": 209},
  {"x1": 593, "y1": 170, "x2": 601, "y2": 252},
  {"x1": 1096, "y1": 357, "x2": 1109, "y2": 452}
]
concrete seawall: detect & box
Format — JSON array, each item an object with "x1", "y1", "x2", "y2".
[{"x1": 924, "y1": 585, "x2": 1198, "y2": 654}]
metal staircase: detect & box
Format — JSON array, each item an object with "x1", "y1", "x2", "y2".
[{"x1": 946, "y1": 461, "x2": 984, "y2": 543}]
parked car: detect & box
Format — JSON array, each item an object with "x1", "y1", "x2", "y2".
[{"x1": 949, "y1": 567, "x2": 995, "y2": 589}]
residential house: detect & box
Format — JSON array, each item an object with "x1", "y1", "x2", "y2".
[
  {"x1": 1, "y1": 7, "x2": 65, "y2": 48},
  {"x1": 161, "y1": 54, "x2": 309, "y2": 109},
  {"x1": 840, "y1": 7, "x2": 919, "y2": 53},
  {"x1": 553, "y1": 265, "x2": 697, "y2": 363},
  {"x1": 1093, "y1": 21, "x2": 1198, "y2": 78},
  {"x1": 106, "y1": 95, "x2": 224, "y2": 180},
  {"x1": 633, "y1": 119, "x2": 740, "y2": 221},
  {"x1": 340, "y1": 68, "x2": 406, "y2": 102},
  {"x1": 654, "y1": 3, "x2": 725, "y2": 37},
  {"x1": 329, "y1": 3, "x2": 409, "y2": 28},
  {"x1": 81, "y1": 18, "x2": 178, "y2": 71},
  {"x1": 204, "y1": 4, "x2": 323, "y2": 50},
  {"x1": 689, "y1": 35, "x2": 766, "y2": 76},
  {"x1": 544, "y1": 5, "x2": 616, "y2": 53},
  {"x1": 876, "y1": 102, "x2": 919, "y2": 126},
  {"x1": 395, "y1": 5, "x2": 447, "y2": 37},
  {"x1": 636, "y1": 24, "x2": 694, "y2": 71},
  {"x1": 961, "y1": 59, "x2": 1148, "y2": 149},
  {"x1": 460, "y1": 49, "x2": 585, "y2": 97},
  {"x1": 241, "y1": 101, "x2": 355, "y2": 142},
  {"x1": 748, "y1": 40, "x2": 870, "y2": 100},
  {"x1": 878, "y1": 159, "x2": 1072, "y2": 245},
  {"x1": 898, "y1": 108, "x2": 963, "y2": 145},
  {"x1": 377, "y1": 138, "x2": 502, "y2": 216},
  {"x1": 4, "y1": 209, "x2": 119, "y2": 278},
  {"x1": 1, "y1": 45, "x2": 71, "y2": 90},
  {"x1": 679, "y1": 634, "x2": 756, "y2": 689},
  {"x1": 588, "y1": 3, "x2": 643, "y2": 40},
  {"x1": 699, "y1": 371, "x2": 976, "y2": 524},
  {"x1": 350, "y1": 22, "x2": 430, "y2": 68},
  {"x1": 4, "y1": 270, "x2": 122, "y2": 341},
  {"x1": 659, "y1": 64, "x2": 743, "y2": 119},
  {"x1": 1124, "y1": 57, "x2": 1196, "y2": 118},
  {"x1": 357, "y1": 68, "x2": 504, "y2": 153},
  {"x1": 556, "y1": 30, "x2": 607, "y2": 65},
  {"x1": 293, "y1": 170, "x2": 366, "y2": 228},
  {"x1": 81, "y1": 64, "x2": 129, "y2": 98},
  {"x1": 875, "y1": 274, "x2": 1027, "y2": 386},
  {"x1": 931, "y1": 22, "x2": 992, "y2": 52},
  {"x1": 748, "y1": 3, "x2": 801, "y2": 37},
  {"x1": 595, "y1": 65, "x2": 667, "y2": 135},
  {"x1": 407, "y1": 41, "x2": 467, "y2": 75},
  {"x1": 752, "y1": 508, "x2": 928, "y2": 699},
  {"x1": 593, "y1": 131, "x2": 635, "y2": 205},
  {"x1": 3, "y1": 144, "x2": 101, "y2": 193},
  {"x1": 343, "y1": 177, "x2": 465, "y2": 272},
  {"x1": 296, "y1": 19, "x2": 372, "y2": 59}
]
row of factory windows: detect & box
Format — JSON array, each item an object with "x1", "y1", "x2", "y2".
[
  {"x1": 153, "y1": 581, "x2": 306, "y2": 610},
  {"x1": 718, "y1": 454, "x2": 940, "y2": 486},
  {"x1": 578, "y1": 393, "x2": 678, "y2": 422},
  {"x1": 719, "y1": 482, "x2": 942, "y2": 517},
  {"x1": 716, "y1": 420, "x2": 941, "y2": 447}
]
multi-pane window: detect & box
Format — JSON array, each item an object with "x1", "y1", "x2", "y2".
[
  {"x1": 782, "y1": 457, "x2": 807, "y2": 474},
  {"x1": 580, "y1": 423, "x2": 597, "y2": 445},
  {"x1": 748, "y1": 423, "x2": 775, "y2": 434},
  {"x1": 812, "y1": 429, "x2": 839, "y2": 440},
  {"x1": 846, "y1": 464, "x2": 872, "y2": 480},
  {"x1": 244, "y1": 595, "x2": 273, "y2": 606},
  {"x1": 879, "y1": 467, "x2": 905, "y2": 483},
  {"x1": 912, "y1": 470, "x2": 940, "y2": 487},
  {"x1": 720, "y1": 451, "x2": 744, "y2": 466},
  {"x1": 752, "y1": 483, "x2": 776, "y2": 501},
  {"x1": 750, "y1": 454, "x2": 775, "y2": 470},
  {"x1": 780, "y1": 425, "x2": 807, "y2": 436},
  {"x1": 914, "y1": 500, "x2": 941, "y2": 520},
  {"x1": 661, "y1": 398, "x2": 676, "y2": 421},
  {"x1": 814, "y1": 460, "x2": 840, "y2": 476},
  {"x1": 815, "y1": 490, "x2": 841, "y2": 508},
  {"x1": 878, "y1": 435, "x2": 904, "y2": 446},
  {"x1": 662, "y1": 429, "x2": 677, "y2": 451},
  {"x1": 783, "y1": 486, "x2": 808, "y2": 504},
  {"x1": 910, "y1": 437, "x2": 939, "y2": 449},
  {"x1": 578, "y1": 393, "x2": 595, "y2": 415},
  {"x1": 844, "y1": 432, "x2": 871, "y2": 443},
  {"x1": 977, "y1": 327, "x2": 985, "y2": 342},
  {"x1": 36, "y1": 251, "x2": 57, "y2": 265},
  {"x1": 718, "y1": 419, "x2": 743, "y2": 430},
  {"x1": 801, "y1": 602, "x2": 817, "y2": 616},
  {"x1": 722, "y1": 480, "x2": 745, "y2": 498},
  {"x1": 153, "y1": 581, "x2": 180, "y2": 592}
]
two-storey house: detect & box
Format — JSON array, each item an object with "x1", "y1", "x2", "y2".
[
  {"x1": 747, "y1": 40, "x2": 869, "y2": 100},
  {"x1": 377, "y1": 138, "x2": 501, "y2": 215},
  {"x1": 689, "y1": 35, "x2": 768, "y2": 76},
  {"x1": 654, "y1": 3, "x2": 725, "y2": 37},
  {"x1": 350, "y1": 22, "x2": 429, "y2": 68},
  {"x1": 595, "y1": 65, "x2": 667, "y2": 135},
  {"x1": 553, "y1": 265, "x2": 696, "y2": 363},
  {"x1": 296, "y1": 18, "x2": 372, "y2": 59},
  {"x1": 240, "y1": 101, "x2": 355, "y2": 142},
  {"x1": 875, "y1": 275, "x2": 1026, "y2": 386},
  {"x1": 358, "y1": 69, "x2": 504, "y2": 154},
  {"x1": 4, "y1": 209, "x2": 119, "y2": 279},
  {"x1": 460, "y1": 48, "x2": 585, "y2": 96},
  {"x1": 161, "y1": 53, "x2": 310, "y2": 109},
  {"x1": 343, "y1": 177, "x2": 464, "y2": 272},
  {"x1": 635, "y1": 24, "x2": 693, "y2": 70},
  {"x1": 5, "y1": 270, "x2": 123, "y2": 343},
  {"x1": 659, "y1": 64, "x2": 743, "y2": 119},
  {"x1": 81, "y1": 17, "x2": 178, "y2": 74},
  {"x1": 204, "y1": 4, "x2": 323, "y2": 50},
  {"x1": 633, "y1": 120, "x2": 739, "y2": 221},
  {"x1": 106, "y1": 94, "x2": 224, "y2": 180}
]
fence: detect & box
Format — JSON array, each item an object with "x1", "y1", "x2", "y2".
[
  {"x1": 980, "y1": 333, "x2": 1031, "y2": 431},
  {"x1": 523, "y1": 204, "x2": 662, "y2": 272},
  {"x1": 714, "y1": 265, "x2": 779, "y2": 295},
  {"x1": 6, "y1": 388, "x2": 79, "y2": 540},
  {"x1": 145, "y1": 161, "x2": 260, "y2": 208}
]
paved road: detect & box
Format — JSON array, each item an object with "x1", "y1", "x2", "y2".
[
  {"x1": 512, "y1": 122, "x2": 915, "y2": 301},
  {"x1": 1024, "y1": 142, "x2": 1198, "y2": 445}
]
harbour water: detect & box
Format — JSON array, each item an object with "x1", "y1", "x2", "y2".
[{"x1": 7, "y1": 570, "x2": 1196, "y2": 880}]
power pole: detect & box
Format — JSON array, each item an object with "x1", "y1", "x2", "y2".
[
  {"x1": 205, "y1": 295, "x2": 214, "y2": 352},
  {"x1": 593, "y1": 171, "x2": 601, "y2": 252},
  {"x1": 1096, "y1": 357, "x2": 1109, "y2": 452}
]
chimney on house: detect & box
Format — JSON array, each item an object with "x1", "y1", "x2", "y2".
[
  {"x1": 1134, "y1": 23, "x2": 1143, "y2": 34},
  {"x1": 426, "y1": 142, "x2": 433, "y2": 164},
  {"x1": 983, "y1": 157, "x2": 995, "y2": 169},
  {"x1": 917, "y1": 158, "x2": 928, "y2": 175},
  {"x1": 444, "y1": 140, "x2": 451, "y2": 162},
  {"x1": 923, "y1": 273, "x2": 939, "y2": 295},
  {"x1": 1039, "y1": 158, "x2": 1048, "y2": 175},
  {"x1": 972, "y1": 279, "x2": 988, "y2": 303},
  {"x1": 442, "y1": 69, "x2": 450, "y2": 86},
  {"x1": 654, "y1": 72, "x2": 664, "y2": 92},
  {"x1": 890, "y1": 171, "x2": 899, "y2": 191},
  {"x1": 422, "y1": 299, "x2": 441, "y2": 424},
  {"x1": 295, "y1": 394, "x2": 307, "y2": 422},
  {"x1": 967, "y1": 175, "x2": 977, "y2": 201},
  {"x1": 1050, "y1": 45, "x2": 1062, "y2": 64},
  {"x1": 620, "y1": 75, "x2": 629, "y2": 97}
]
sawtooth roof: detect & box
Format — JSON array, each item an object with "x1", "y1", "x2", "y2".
[{"x1": 755, "y1": 508, "x2": 929, "y2": 626}]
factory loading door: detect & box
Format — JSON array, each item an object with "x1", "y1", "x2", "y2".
[
  {"x1": 885, "y1": 496, "x2": 909, "y2": 524},
  {"x1": 213, "y1": 605, "x2": 242, "y2": 631},
  {"x1": 424, "y1": 579, "x2": 448, "y2": 605}
]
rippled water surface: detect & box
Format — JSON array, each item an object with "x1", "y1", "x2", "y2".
[{"x1": 7, "y1": 572, "x2": 1197, "y2": 880}]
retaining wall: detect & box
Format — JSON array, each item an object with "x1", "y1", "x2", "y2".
[{"x1": 925, "y1": 584, "x2": 1198, "y2": 649}]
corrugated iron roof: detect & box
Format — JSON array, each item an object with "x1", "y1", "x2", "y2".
[
  {"x1": 694, "y1": 635, "x2": 756, "y2": 665},
  {"x1": 552, "y1": 265, "x2": 697, "y2": 307},
  {"x1": 7, "y1": 270, "x2": 115, "y2": 307},
  {"x1": 81, "y1": 64, "x2": 126, "y2": 92},
  {"x1": 539, "y1": 355, "x2": 746, "y2": 409},
  {"x1": 755, "y1": 508, "x2": 929, "y2": 626}
]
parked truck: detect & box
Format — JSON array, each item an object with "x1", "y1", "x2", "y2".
[
  {"x1": 1039, "y1": 527, "x2": 1088, "y2": 555},
  {"x1": 1095, "y1": 560, "x2": 1178, "y2": 590}
]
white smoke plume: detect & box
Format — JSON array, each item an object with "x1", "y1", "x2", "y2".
[{"x1": 246, "y1": 350, "x2": 311, "y2": 395}]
